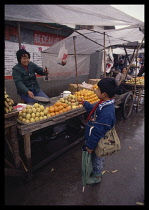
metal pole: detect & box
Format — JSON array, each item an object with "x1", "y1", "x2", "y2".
[
  {"x1": 73, "y1": 36, "x2": 78, "y2": 91},
  {"x1": 127, "y1": 37, "x2": 144, "y2": 71},
  {"x1": 123, "y1": 46, "x2": 130, "y2": 64},
  {"x1": 18, "y1": 22, "x2": 21, "y2": 49},
  {"x1": 103, "y1": 32, "x2": 106, "y2": 78},
  {"x1": 134, "y1": 48, "x2": 139, "y2": 97}
]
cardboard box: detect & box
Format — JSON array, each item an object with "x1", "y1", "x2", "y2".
[
  {"x1": 88, "y1": 79, "x2": 101, "y2": 85},
  {"x1": 68, "y1": 84, "x2": 82, "y2": 93}
]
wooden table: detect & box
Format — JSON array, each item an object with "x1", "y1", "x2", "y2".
[
  {"x1": 5, "y1": 110, "x2": 26, "y2": 177},
  {"x1": 17, "y1": 96, "x2": 87, "y2": 180}
]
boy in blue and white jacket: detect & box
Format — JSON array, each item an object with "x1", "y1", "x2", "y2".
[{"x1": 82, "y1": 77, "x2": 118, "y2": 184}]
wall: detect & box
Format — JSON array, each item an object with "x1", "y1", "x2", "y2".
[
  {"x1": 89, "y1": 51, "x2": 103, "y2": 79},
  {"x1": 5, "y1": 75, "x2": 89, "y2": 104},
  {"x1": 5, "y1": 21, "x2": 73, "y2": 77}
]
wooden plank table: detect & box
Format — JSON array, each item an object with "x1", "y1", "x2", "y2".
[
  {"x1": 5, "y1": 110, "x2": 26, "y2": 177},
  {"x1": 17, "y1": 96, "x2": 87, "y2": 180}
]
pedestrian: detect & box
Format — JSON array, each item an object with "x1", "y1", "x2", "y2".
[
  {"x1": 115, "y1": 67, "x2": 132, "y2": 94},
  {"x1": 81, "y1": 77, "x2": 118, "y2": 184},
  {"x1": 12, "y1": 49, "x2": 49, "y2": 103},
  {"x1": 115, "y1": 66, "x2": 132, "y2": 85},
  {"x1": 118, "y1": 58, "x2": 124, "y2": 71}
]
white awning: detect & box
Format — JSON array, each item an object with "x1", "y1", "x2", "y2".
[{"x1": 5, "y1": 5, "x2": 143, "y2": 27}]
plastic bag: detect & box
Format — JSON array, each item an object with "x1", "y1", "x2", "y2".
[
  {"x1": 106, "y1": 47, "x2": 114, "y2": 73},
  {"x1": 57, "y1": 42, "x2": 68, "y2": 66}
]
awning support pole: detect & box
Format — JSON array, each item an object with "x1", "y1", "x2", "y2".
[
  {"x1": 103, "y1": 32, "x2": 106, "y2": 78},
  {"x1": 73, "y1": 36, "x2": 78, "y2": 91},
  {"x1": 127, "y1": 36, "x2": 144, "y2": 71},
  {"x1": 127, "y1": 36, "x2": 144, "y2": 97},
  {"x1": 123, "y1": 46, "x2": 130, "y2": 64},
  {"x1": 18, "y1": 22, "x2": 21, "y2": 49}
]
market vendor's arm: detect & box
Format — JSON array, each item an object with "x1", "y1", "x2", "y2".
[
  {"x1": 126, "y1": 74, "x2": 133, "y2": 80},
  {"x1": 31, "y1": 62, "x2": 48, "y2": 76}
]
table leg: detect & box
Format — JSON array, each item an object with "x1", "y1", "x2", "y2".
[
  {"x1": 8, "y1": 125, "x2": 21, "y2": 168},
  {"x1": 23, "y1": 133, "x2": 32, "y2": 181}
]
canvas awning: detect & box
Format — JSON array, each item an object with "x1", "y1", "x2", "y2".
[
  {"x1": 112, "y1": 47, "x2": 144, "y2": 55},
  {"x1": 42, "y1": 27, "x2": 144, "y2": 55},
  {"x1": 5, "y1": 5, "x2": 143, "y2": 27}
]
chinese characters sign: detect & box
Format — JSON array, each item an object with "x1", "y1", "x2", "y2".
[
  {"x1": 34, "y1": 31, "x2": 65, "y2": 46},
  {"x1": 5, "y1": 26, "x2": 18, "y2": 40}
]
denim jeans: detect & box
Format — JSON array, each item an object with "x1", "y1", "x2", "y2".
[
  {"x1": 20, "y1": 89, "x2": 49, "y2": 104},
  {"x1": 91, "y1": 151, "x2": 105, "y2": 175}
]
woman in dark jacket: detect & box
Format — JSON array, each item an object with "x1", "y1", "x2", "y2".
[{"x1": 12, "y1": 49, "x2": 49, "y2": 103}]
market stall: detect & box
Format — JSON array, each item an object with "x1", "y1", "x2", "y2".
[
  {"x1": 124, "y1": 77, "x2": 144, "y2": 112},
  {"x1": 15, "y1": 95, "x2": 86, "y2": 180},
  {"x1": 4, "y1": 4, "x2": 144, "y2": 181},
  {"x1": 13, "y1": 86, "x2": 136, "y2": 180}
]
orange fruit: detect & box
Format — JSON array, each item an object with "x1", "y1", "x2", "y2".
[
  {"x1": 54, "y1": 102, "x2": 61, "y2": 106},
  {"x1": 66, "y1": 106, "x2": 71, "y2": 111},
  {"x1": 59, "y1": 110, "x2": 63, "y2": 114},
  {"x1": 78, "y1": 98, "x2": 82, "y2": 102},
  {"x1": 63, "y1": 103, "x2": 68, "y2": 108},
  {"x1": 63, "y1": 108, "x2": 67, "y2": 112},
  {"x1": 54, "y1": 106, "x2": 59, "y2": 112},
  {"x1": 59, "y1": 109, "x2": 63, "y2": 114},
  {"x1": 55, "y1": 111, "x2": 60, "y2": 115},
  {"x1": 58, "y1": 105, "x2": 63, "y2": 110},
  {"x1": 50, "y1": 112, "x2": 55, "y2": 117},
  {"x1": 49, "y1": 106, "x2": 54, "y2": 113}
]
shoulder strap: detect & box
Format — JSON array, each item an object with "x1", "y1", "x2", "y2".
[{"x1": 86, "y1": 100, "x2": 102, "y2": 123}]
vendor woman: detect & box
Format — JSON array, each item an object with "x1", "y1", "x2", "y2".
[
  {"x1": 115, "y1": 67, "x2": 132, "y2": 85},
  {"x1": 12, "y1": 49, "x2": 49, "y2": 104}
]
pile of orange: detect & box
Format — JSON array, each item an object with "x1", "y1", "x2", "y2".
[
  {"x1": 46, "y1": 102, "x2": 71, "y2": 117},
  {"x1": 91, "y1": 84, "x2": 98, "y2": 90},
  {"x1": 74, "y1": 89, "x2": 99, "y2": 104}
]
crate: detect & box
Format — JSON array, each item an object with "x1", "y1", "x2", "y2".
[
  {"x1": 68, "y1": 84, "x2": 82, "y2": 93},
  {"x1": 88, "y1": 79, "x2": 101, "y2": 85}
]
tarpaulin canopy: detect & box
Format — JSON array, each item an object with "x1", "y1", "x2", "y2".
[
  {"x1": 112, "y1": 47, "x2": 144, "y2": 55},
  {"x1": 42, "y1": 27, "x2": 144, "y2": 55},
  {"x1": 5, "y1": 4, "x2": 143, "y2": 27},
  {"x1": 41, "y1": 27, "x2": 144, "y2": 80}
]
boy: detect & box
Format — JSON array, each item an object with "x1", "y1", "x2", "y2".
[{"x1": 82, "y1": 77, "x2": 118, "y2": 184}]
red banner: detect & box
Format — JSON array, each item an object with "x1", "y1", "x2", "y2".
[
  {"x1": 5, "y1": 26, "x2": 18, "y2": 40},
  {"x1": 34, "y1": 31, "x2": 65, "y2": 46}
]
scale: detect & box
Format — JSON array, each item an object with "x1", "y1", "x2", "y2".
[{"x1": 33, "y1": 96, "x2": 51, "y2": 104}]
